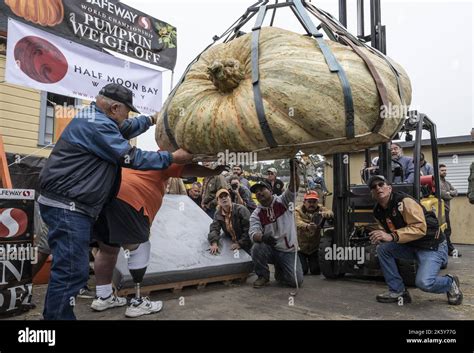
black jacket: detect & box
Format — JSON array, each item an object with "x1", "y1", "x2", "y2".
[
  {"x1": 208, "y1": 204, "x2": 251, "y2": 253},
  {"x1": 373, "y1": 191, "x2": 445, "y2": 250},
  {"x1": 270, "y1": 179, "x2": 285, "y2": 196}
]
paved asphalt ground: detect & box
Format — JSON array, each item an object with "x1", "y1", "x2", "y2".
[{"x1": 7, "y1": 245, "x2": 474, "y2": 321}]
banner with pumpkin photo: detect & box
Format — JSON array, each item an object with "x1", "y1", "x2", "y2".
[{"x1": 0, "y1": 0, "x2": 177, "y2": 70}]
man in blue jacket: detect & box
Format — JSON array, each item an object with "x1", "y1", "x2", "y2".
[
  {"x1": 391, "y1": 143, "x2": 415, "y2": 183},
  {"x1": 38, "y1": 83, "x2": 193, "y2": 320}
]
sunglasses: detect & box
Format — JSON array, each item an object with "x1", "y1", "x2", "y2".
[
  {"x1": 218, "y1": 193, "x2": 230, "y2": 199},
  {"x1": 267, "y1": 172, "x2": 275, "y2": 175},
  {"x1": 370, "y1": 182, "x2": 386, "y2": 190}
]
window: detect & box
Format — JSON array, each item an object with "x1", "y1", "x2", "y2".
[
  {"x1": 438, "y1": 154, "x2": 474, "y2": 194},
  {"x1": 38, "y1": 92, "x2": 79, "y2": 146}
]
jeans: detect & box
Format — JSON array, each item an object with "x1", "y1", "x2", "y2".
[
  {"x1": 251, "y1": 243, "x2": 303, "y2": 287},
  {"x1": 39, "y1": 204, "x2": 94, "y2": 320},
  {"x1": 377, "y1": 240, "x2": 451, "y2": 294},
  {"x1": 298, "y1": 251, "x2": 320, "y2": 275}
]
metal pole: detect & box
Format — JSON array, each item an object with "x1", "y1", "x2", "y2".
[
  {"x1": 270, "y1": 0, "x2": 278, "y2": 26},
  {"x1": 370, "y1": 0, "x2": 377, "y2": 49},
  {"x1": 427, "y1": 116, "x2": 443, "y2": 220},
  {"x1": 378, "y1": 143, "x2": 392, "y2": 182},
  {"x1": 357, "y1": 0, "x2": 365, "y2": 38},
  {"x1": 370, "y1": 0, "x2": 386, "y2": 53},
  {"x1": 339, "y1": 0, "x2": 347, "y2": 28},
  {"x1": 414, "y1": 113, "x2": 424, "y2": 200},
  {"x1": 364, "y1": 149, "x2": 370, "y2": 169}
]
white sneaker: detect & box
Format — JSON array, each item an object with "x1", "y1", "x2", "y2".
[
  {"x1": 91, "y1": 295, "x2": 127, "y2": 311},
  {"x1": 125, "y1": 297, "x2": 163, "y2": 318},
  {"x1": 78, "y1": 286, "x2": 95, "y2": 299}
]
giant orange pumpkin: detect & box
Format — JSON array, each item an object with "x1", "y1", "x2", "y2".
[{"x1": 155, "y1": 26, "x2": 412, "y2": 160}]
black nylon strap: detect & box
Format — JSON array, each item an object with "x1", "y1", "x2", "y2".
[
  {"x1": 160, "y1": 8, "x2": 260, "y2": 151},
  {"x1": 251, "y1": 5, "x2": 278, "y2": 148},
  {"x1": 367, "y1": 46, "x2": 406, "y2": 106},
  {"x1": 306, "y1": 3, "x2": 406, "y2": 134},
  {"x1": 293, "y1": 0, "x2": 355, "y2": 138},
  {"x1": 163, "y1": 109, "x2": 179, "y2": 149}
]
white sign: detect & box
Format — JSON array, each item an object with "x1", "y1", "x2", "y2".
[
  {"x1": 5, "y1": 18, "x2": 162, "y2": 115},
  {"x1": 0, "y1": 189, "x2": 35, "y2": 200}
]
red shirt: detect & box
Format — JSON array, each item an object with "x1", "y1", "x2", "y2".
[{"x1": 117, "y1": 164, "x2": 184, "y2": 223}]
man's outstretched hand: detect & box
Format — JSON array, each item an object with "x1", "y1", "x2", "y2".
[
  {"x1": 171, "y1": 149, "x2": 194, "y2": 164},
  {"x1": 262, "y1": 234, "x2": 277, "y2": 247}
]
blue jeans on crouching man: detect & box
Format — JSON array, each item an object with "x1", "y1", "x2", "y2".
[
  {"x1": 251, "y1": 243, "x2": 303, "y2": 287},
  {"x1": 39, "y1": 204, "x2": 94, "y2": 320},
  {"x1": 377, "y1": 240, "x2": 451, "y2": 294}
]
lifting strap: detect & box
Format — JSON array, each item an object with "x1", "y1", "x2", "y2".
[
  {"x1": 163, "y1": 109, "x2": 179, "y2": 150},
  {"x1": 306, "y1": 3, "x2": 406, "y2": 133},
  {"x1": 162, "y1": 8, "x2": 259, "y2": 150},
  {"x1": 292, "y1": 0, "x2": 355, "y2": 139},
  {"x1": 251, "y1": 4, "x2": 278, "y2": 148}
]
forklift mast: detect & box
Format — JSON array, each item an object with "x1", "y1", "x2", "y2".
[{"x1": 333, "y1": 0, "x2": 389, "y2": 248}]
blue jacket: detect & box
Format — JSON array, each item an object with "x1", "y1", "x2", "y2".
[
  {"x1": 393, "y1": 155, "x2": 415, "y2": 183},
  {"x1": 420, "y1": 162, "x2": 434, "y2": 176},
  {"x1": 39, "y1": 103, "x2": 173, "y2": 218}
]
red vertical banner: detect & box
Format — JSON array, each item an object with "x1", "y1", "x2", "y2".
[{"x1": 0, "y1": 189, "x2": 35, "y2": 316}]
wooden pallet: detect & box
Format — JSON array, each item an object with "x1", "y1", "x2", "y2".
[{"x1": 116, "y1": 272, "x2": 250, "y2": 297}]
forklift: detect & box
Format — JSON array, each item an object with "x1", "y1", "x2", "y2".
[{"x1": 318, "y1": 0, "x2": 447, "y2": 285}]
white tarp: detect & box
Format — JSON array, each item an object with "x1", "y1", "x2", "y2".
[
  {"x1": 114, "y1": 195, "x2": 253, "y2": 289},
  {"x1": 5, "y1": 18, "x2": 162, "y2": 115}
]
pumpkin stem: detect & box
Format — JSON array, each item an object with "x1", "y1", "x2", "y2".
[{"x1": 207, "y1": 59, "x2": 244, "y2": 93}]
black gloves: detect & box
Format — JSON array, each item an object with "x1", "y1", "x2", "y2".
[{"x1": 262, "y1": 234, "x2": 277, "y2": 247}]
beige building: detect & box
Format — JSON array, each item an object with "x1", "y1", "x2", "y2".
[
  {"x1": 324, "y1": 135, "x2": 474, "y2": 245},
  {"x1": 1, "y1": 35, "x2": 52, "y2": 158}
]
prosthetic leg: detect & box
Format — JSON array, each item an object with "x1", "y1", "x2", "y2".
[{"x1": 125, "y1": 241, "x2": 163, "y2": 318}]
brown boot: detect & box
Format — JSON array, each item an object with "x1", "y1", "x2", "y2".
[{"x1": 253, "y1": 277, "x2": 270, "y2": 288}]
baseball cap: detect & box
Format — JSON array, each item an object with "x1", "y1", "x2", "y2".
[
  {"x1": 250, "y1": 180, "x2": 272, "y2": 193},
  {"x1": 216, "y1": 189, "x2": 230, "y2": 199},
  {"x1": 304, "y1": 191, "x2": 319, "y2": 200},
  {"x1": 267, "y1": 168, "x2": 277, "y2": 175},
  {"x1": 367, "y1": 175, "x2": 390, "y2": 188},
  {"x1": 99, "y1": 83, "x2": 140, "y2": 113}
]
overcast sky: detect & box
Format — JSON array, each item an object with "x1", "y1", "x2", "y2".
[{"x1": 122, "y1": 0, "x2": 473, "y2": 151}]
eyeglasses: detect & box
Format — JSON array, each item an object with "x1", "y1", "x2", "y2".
[
  {"x1": 370, "y1": 182, "x2": 386, "y2": 190},
  {"x1": 218, "y1": 193, "x2": 229, "y2": 199},
  {"x1": 267, "y1": 172, "x2": 274, "y2": 175},
  {"x1": 305, "y1": 199, "x2": 318, "y2": 203}
]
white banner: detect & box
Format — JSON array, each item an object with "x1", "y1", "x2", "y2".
[
  {"x1": 5, "y1": 18, "x2": 162, "y2": 115},
  {"x1": 0, "y1": 189, "x2": 35, "y2": 200}
]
